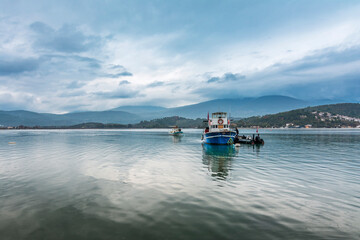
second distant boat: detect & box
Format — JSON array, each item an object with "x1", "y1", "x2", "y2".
[{"x1": 169, "y1": 126, "x2": 183, "y2": 136}]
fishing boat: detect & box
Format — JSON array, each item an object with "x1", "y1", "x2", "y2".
[
  {"x1": 169, "y1": 126, "x2": 183, "y2": 136},
  {"x1": 202, "y1": 112, "x2": 236, "y2": 145}
]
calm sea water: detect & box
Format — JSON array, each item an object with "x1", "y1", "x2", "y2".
[{"x1": 0, "y1": 129, "x2": 359, "y2": 240}]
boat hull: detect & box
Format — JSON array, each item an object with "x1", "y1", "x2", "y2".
[
  {"x1": 170, "y1": 131, "x2": 183, "y2": 136},
  {"x1": 203, "y1": 131, "x2": 236, "y2": 145}
]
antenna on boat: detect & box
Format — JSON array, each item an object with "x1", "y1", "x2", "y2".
[{"x1": 229, "y1": 105, "x2": 231, "y2": 123}]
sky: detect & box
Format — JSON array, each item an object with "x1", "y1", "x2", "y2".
[{"x1": 0, "y1": 0, "x2": 359, "y2": 113}]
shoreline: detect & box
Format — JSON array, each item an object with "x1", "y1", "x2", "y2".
[{"x1": 1, "y1": 127, "x2": 360, "y2": 130}]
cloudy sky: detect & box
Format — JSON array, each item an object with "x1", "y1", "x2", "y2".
[{"x1": 0, "y1": 0, "x2": 359, "y2": 113}]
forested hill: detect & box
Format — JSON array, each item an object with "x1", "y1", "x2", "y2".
[
  {"x1": 134, "y1": 117, "x2": 205, "y2": 128},
  {"x1": 305, "y1": 103, "x2": 360, "y2": 118},
  {"x1": 235, "y1": 103, "x2": 360, "y2": 128}
]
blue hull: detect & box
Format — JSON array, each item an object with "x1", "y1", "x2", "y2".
[
  {"x1": 170, "y1": 131, "x2": 183, "y2": 136},
  {"x1": 203, "y1": 131, "x2": 236, "y2": 145}
]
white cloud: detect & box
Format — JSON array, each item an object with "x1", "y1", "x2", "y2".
[{"x1": 0, "y1": 2, "x2": 359, "y2": 112}]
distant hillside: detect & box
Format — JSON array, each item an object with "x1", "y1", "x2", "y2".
[
  {"x1": 67, "y1": 122, "x2": 128, "y2": 129},
  {"x1": 62, "y1": 111, "x2": 141, "y2": 124},
  {"x1": 134, "y1": 116, "x2": 205, "y2": 128},
  {"x1": 0, "y1": 96, "x2": 355, "y2": 127},
  {"x1": 235, "y1": 103, "x2": 360, "y2": 128},
  {"x1": 0, "y1": 110, "x2": 141, "y2": 127},
  {"x1": 4, "y1": 103, "x2": 359, "y2": 129},
  {"x1": 143, "y1": 95, "x2": 309, "y2": 119},
  {"x1": 108, "y1": 95, "x2": 314, "y2": 120},
  {"x1": 0, "y1": 110, "x2": 67, "y2": 126},
  {"x1": 110, "y1": 95, "x2": 349, "y2": 119},
  {"x1": 111, "y1": 105, "x2": 166, "y2": 115},
  {"x1": 49, "y1": 117, "x2": 206, "y2": 129}
]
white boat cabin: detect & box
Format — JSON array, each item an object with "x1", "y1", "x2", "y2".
[{"x1": 208, "y1": 112, "x2": 230, "y2": 132}]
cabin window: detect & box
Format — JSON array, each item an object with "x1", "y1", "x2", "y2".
[{"x1": 212, "y1": 113, "x2": 227, "y2": 118}]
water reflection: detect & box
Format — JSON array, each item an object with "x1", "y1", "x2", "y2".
[
  {"x1": 236, "y1": 143, "x2": 263, "y2": 156},
  {"x1": 202, "y1": 144, "x2": 236, "y2": 180},
  {"x1": 171, "y1": 135, "x2": 183, "y2": 143},
  {"x1": 253, "y1": 144, "x2": 262, "y2": 155},
  {"x1": 0, "y1": 130, "x2": 359, "y2": 239}
]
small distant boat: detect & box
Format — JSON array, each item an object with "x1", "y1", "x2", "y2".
[
  {"x1": 202, "y1": 112, "x2": 236, "y2": 145},
  {"x1": 169, "y1": 126, "x2": 183, "y2": 136},
  {"x1": 234, "y1": 134, "x2": 265, "y2": 145}
]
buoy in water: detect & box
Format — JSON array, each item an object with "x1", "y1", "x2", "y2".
[
  {"x1": 235, "y1": 143, "x2": 241, "y2": 147},
  {"x1": 8, "y1": 142, "x2": 16, "y2": 144}
]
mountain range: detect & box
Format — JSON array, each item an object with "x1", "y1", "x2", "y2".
[{"x1": 0, "y1": 95, "x2": 356, "y2": 127}]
